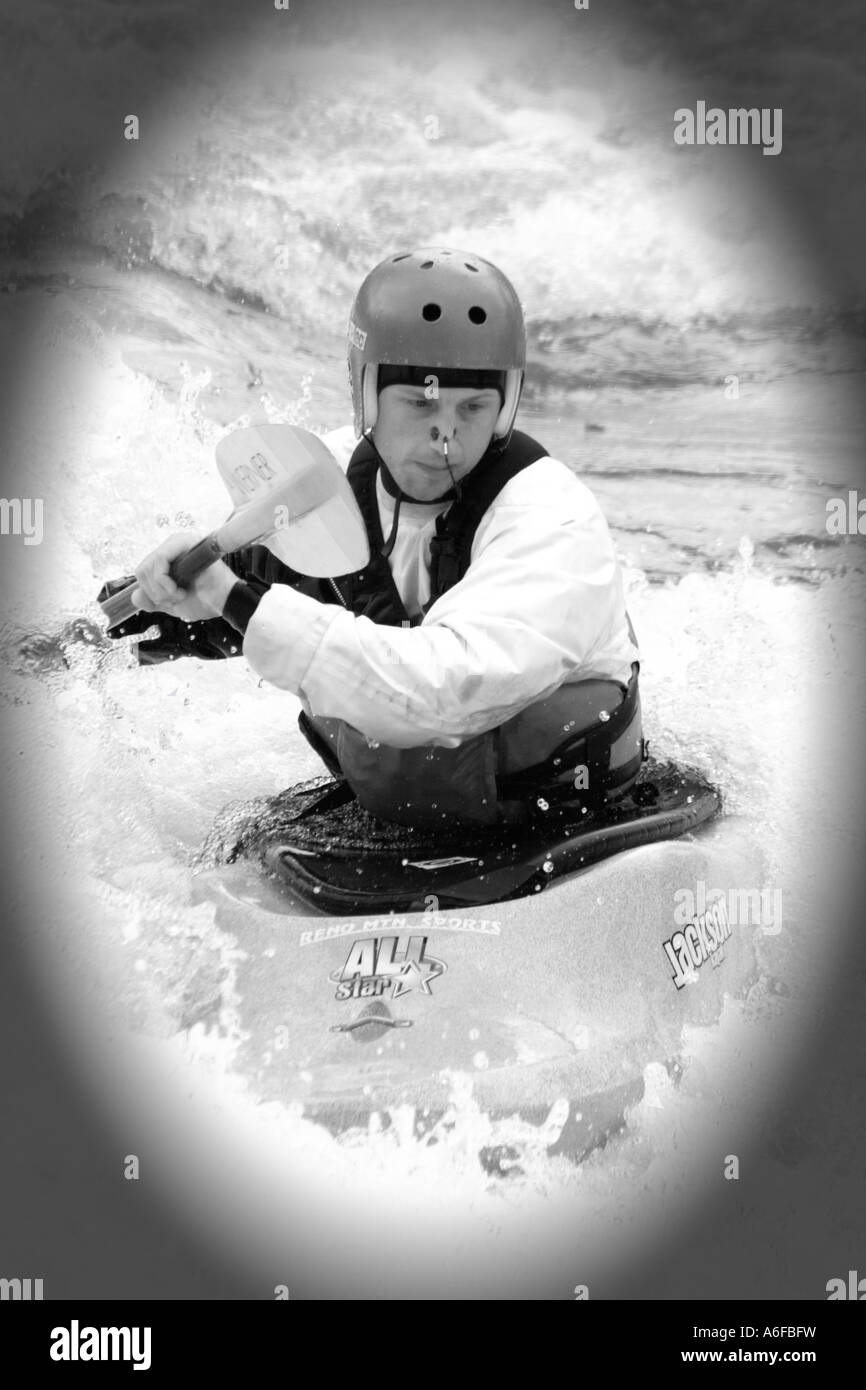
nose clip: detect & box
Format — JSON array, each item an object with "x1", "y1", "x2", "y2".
[
  {"x1": 428, "y1": 424, "x2": 457, "y2": 490},
  {"x1": 430, "y1": 425, "x2": 453, "y2": 460}
]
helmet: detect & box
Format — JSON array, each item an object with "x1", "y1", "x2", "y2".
[{"x1": 347, "y1": 247, "x2": 526, "y2": 445}]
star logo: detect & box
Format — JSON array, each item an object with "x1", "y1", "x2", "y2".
[
  {"x1": 331, "y1": 935, "x2": 447, "y2": 1004},
  {"x1": 391, "y1": 955, "x2": 445, "y2": 999}
]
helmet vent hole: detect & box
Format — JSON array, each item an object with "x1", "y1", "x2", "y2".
[
  {"x1": 468, "y1": 305, "x2": 487, "y2": 324},
  {"x1": 422, "y1": 302, "x2": 442, "y2": 321},
  {"x1": 392, "y1": 253, "x2": 410, "y2": 262},
  {"x1": 465, "y1": 262, "x2": 479, "y2": 272},
  {"x1": 419, "y1": 259, "x2": 435, "y2": 269}
]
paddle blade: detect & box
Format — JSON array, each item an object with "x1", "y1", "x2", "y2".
[{"x1": 215, "y1": 424, "x2": 369, "y2": 576}]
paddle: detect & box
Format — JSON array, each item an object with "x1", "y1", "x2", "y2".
[{"x1": 99, "y1": 425, "x2": 370, "y2": 629}]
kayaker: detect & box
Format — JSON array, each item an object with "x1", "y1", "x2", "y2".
[{"x1": 104, "y1": 247, "x2": 643, "y2": 828}]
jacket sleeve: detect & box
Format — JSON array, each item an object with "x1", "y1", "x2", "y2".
[{"x1": 241, "y1": 458, "x2": 639, "y2": 747}]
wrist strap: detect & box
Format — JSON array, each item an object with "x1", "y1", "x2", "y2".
[{"x1": 223, "y1": 581, "x2": 262, "y2": 635}]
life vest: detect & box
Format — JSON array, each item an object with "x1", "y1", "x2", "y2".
[{"x1": 297, "y1": 430, "x2": 645, "y2": 829}]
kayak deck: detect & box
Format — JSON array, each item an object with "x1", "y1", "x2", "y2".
[
  {"x1": 195, "y1": 759, "x2": 721, "y2": 914},
  {"x1": 194, "y1": 802, "x2": 762, "y2": 1164}
]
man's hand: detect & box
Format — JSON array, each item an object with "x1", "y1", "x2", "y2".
[{"x1": 130, "y1": 532, "x2": 237, "y2": 622}]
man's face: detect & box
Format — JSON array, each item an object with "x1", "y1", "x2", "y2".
[{"x1": 372, "y1": 383, "x2": 501, "y2": 500}]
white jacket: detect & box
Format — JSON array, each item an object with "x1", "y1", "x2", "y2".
[{"x1": 242, "y1": 425, "x2": 639, "y2": 749}]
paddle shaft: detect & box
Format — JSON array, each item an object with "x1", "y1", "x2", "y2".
[
  {"x1": 100, "y1": 463, "x2": 338, "y2": 629},
  {"x1": 100, "y1": 534, "x2": 231, "y2": 628}
]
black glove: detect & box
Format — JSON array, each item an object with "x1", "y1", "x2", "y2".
[
  {"x1": 96, "y1": 575, "x2": 241, "y2": 665},
  {"x1": 97, "y1": 575, "x2": 150, "y2": 637}
]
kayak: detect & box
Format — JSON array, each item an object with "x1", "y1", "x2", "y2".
[
  {"x1": 199, "y1": 760, "x2": 722, "y2": 914},
  {"x1": 191, "y1": 762, "x2": 764, "y2": 1166}
]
